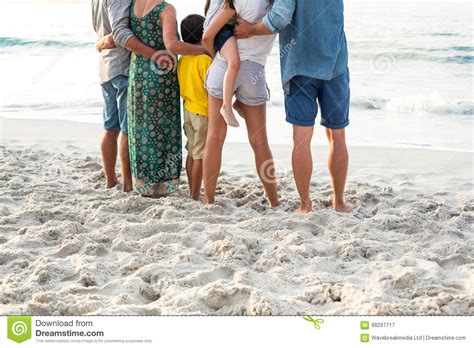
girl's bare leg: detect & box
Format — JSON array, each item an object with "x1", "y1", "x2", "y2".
[{"x1": 219, "y1": 37, "x2": 240, "y2": 128}]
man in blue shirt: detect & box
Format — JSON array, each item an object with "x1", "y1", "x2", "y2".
[{"x1": 235, "y1": 0, "x2": 353, "y2": 214}]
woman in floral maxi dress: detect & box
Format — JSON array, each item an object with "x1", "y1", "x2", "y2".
[{"x1": 128, "y1": 0, "x2": 205, "y2": 197}]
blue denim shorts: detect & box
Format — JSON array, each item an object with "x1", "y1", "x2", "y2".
[
  {"x1": 284, "y1": 69, "x2": 350, "y2": 129},
  {"x1": 214, "y1": 25, "x2": 234, "y2": 52},
  {"x1": 101, "y1": 74, "x2": 129, "y2": 134}
]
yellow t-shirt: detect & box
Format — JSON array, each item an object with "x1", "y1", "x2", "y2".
[{"x1": 177, "y1": 54, "x2": 212, "y2": 117}]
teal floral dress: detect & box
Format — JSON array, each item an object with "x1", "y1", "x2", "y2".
[{"x1": 128, "y1": 1, "x2": 181, "y2": 197}]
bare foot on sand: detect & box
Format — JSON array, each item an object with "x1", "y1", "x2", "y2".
[
  {"x1": 123, "y1": 182, "x2": 133, "y2": 193},
  {"x1": 106, "y1": 177, "x2": 118, "y2": 189},
  {"x1": 204, "y1": 195, "x2": 215, "y2": 205},
  {"x1": 299, "y1": 199, "x2": 313, "y2": 214},
  {"x1": 334, "y1": 201, "x2": 355, "y2": 213},
  {"x1": 194, "y1": 193, "x2": 205, "y2": 203},
  {"x1": 270, "y1": 200, "x2": 281, "y2": 208},
  {"x1": 191, "y1": 192, "x2": 204, "y2": 202},
  {"x1": 220, "y1": 105, "x2": 239, "y2": 128}
]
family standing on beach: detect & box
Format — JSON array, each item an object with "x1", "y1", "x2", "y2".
[{"x1": 92, "y1": 0, "x2": 353, "y2": 214}]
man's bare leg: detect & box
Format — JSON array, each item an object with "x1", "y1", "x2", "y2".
[
  {"x1": 101, "y1": 130, "x2": 119, "y2": 188},
  {"x1": 292, "y1": 125, "x2": 314, "y2": 213},
  {"x1": 119, "y1": 133, "x2": 133, "y2": 192},
  {"x1": 186, "y1": 155, "x2": 194, "y2": 197},
  {"x1": 326, "y1": 128, "x2": 353, "y2": 213}
]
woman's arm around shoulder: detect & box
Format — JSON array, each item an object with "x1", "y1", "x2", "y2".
[{"x1": 161, "y1": 3, "x2": 208, "y2": 56}]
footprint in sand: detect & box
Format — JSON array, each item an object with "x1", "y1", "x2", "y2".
[
  {"x1": 139, "y1": 284, "x2": 161, "y2": 303},
  {"x1": 436, "y1": 254, "x2": 473, "y2": 269},
  {"x1": 51, "y1": 237, "x2": 83, "y2": 258}
]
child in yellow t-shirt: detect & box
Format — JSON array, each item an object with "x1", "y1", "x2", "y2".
[{"x1": 177, "y1": 14, "x2": 213, "y2": 201}]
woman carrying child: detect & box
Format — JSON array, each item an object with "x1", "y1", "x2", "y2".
[{"x1": 202, "y1": 0, "x2": 280, "y2": 207}]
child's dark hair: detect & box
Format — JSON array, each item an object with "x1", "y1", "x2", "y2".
[
  {"x1": 205, "y1": 0, "x2": 235, "y2": 15},
  {"x1": 181, "y1": 14, "x2": 206, "y2": 44}
]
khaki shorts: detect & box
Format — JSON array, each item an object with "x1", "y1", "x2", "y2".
[{"x1": 183, "y1": 109, "x2": 208, "y2": 160}]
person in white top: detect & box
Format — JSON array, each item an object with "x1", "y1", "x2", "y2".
[
  {"x1": 204, "y1": 0, "x2": 242, "y2": 128},
  {"x1": 203, "y1": 0, "x2": 279, "y2": 208}
]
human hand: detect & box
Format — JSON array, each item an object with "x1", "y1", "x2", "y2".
[
  {"x1": 95, "y1": 40, "x2": 102, "y2": 52},
  {"x1": 102, "y1": 34, "x2": 116, "y2": 50},
  {"x1": 234, "y1": 17, "x2": 253, "y2": 39},
  {"x1": 96, "y1": 34, "x2": 116, "y2": 52}
]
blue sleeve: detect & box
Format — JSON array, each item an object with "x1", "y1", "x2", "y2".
[
  {"x1": 107, "y1": 0, "x2": 134, "y2": 47},
  {"x1": 262, "y1": 0, "x2": 296, "y2": 33}
]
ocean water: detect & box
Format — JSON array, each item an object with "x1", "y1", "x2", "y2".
[{"x1": 0, "y1": 0, "x2": 472, "y2": 151}]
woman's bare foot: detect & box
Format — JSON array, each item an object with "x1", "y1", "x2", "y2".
[
  {"x1": 106, "y1": 177, "x2": 118, "y2": 189},
  {"x1": 191, "y1": 193, "x2": 202, "y2": 201},
  {"x1": 123, "y1": 182, "x2": 133, "y2": 193},
  {"x1": 271, "y1": 201, "x2": 281, "y2": 208},
  {"x1": 204, "y1": 195, "x2": 215, "y2": 205},
  {"x1": 220, "y1": 105, "x2": 239, "y2": 127},
  {"x1": 299, "y1": 199, "x2": 313, "y2": 214},
  {"x1": 334, "y1": 200, "x2": 354, "y2": 213},
  {"x1": 269, "y1": 198, "x2": 281, "y2": 208},
  {"x1": 194, "y1": 193, "x2": 205, "y2": 203}
]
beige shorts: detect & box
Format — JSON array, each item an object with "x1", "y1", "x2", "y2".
[{"x1": 183, "y1": 109, "x2": 208, "y2": 160}]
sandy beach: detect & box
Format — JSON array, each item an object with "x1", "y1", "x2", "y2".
[{"x1": 0, "y1": 117, "x2": 473, "y2": 315}]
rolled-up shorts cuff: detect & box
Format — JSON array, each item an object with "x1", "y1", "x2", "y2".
[
  {"x1": 286, "y1": 116, "x2": 316, "y2": 127},
  {"x1": 320, "y1": 120, "x2": 350, "y2": 129}
]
